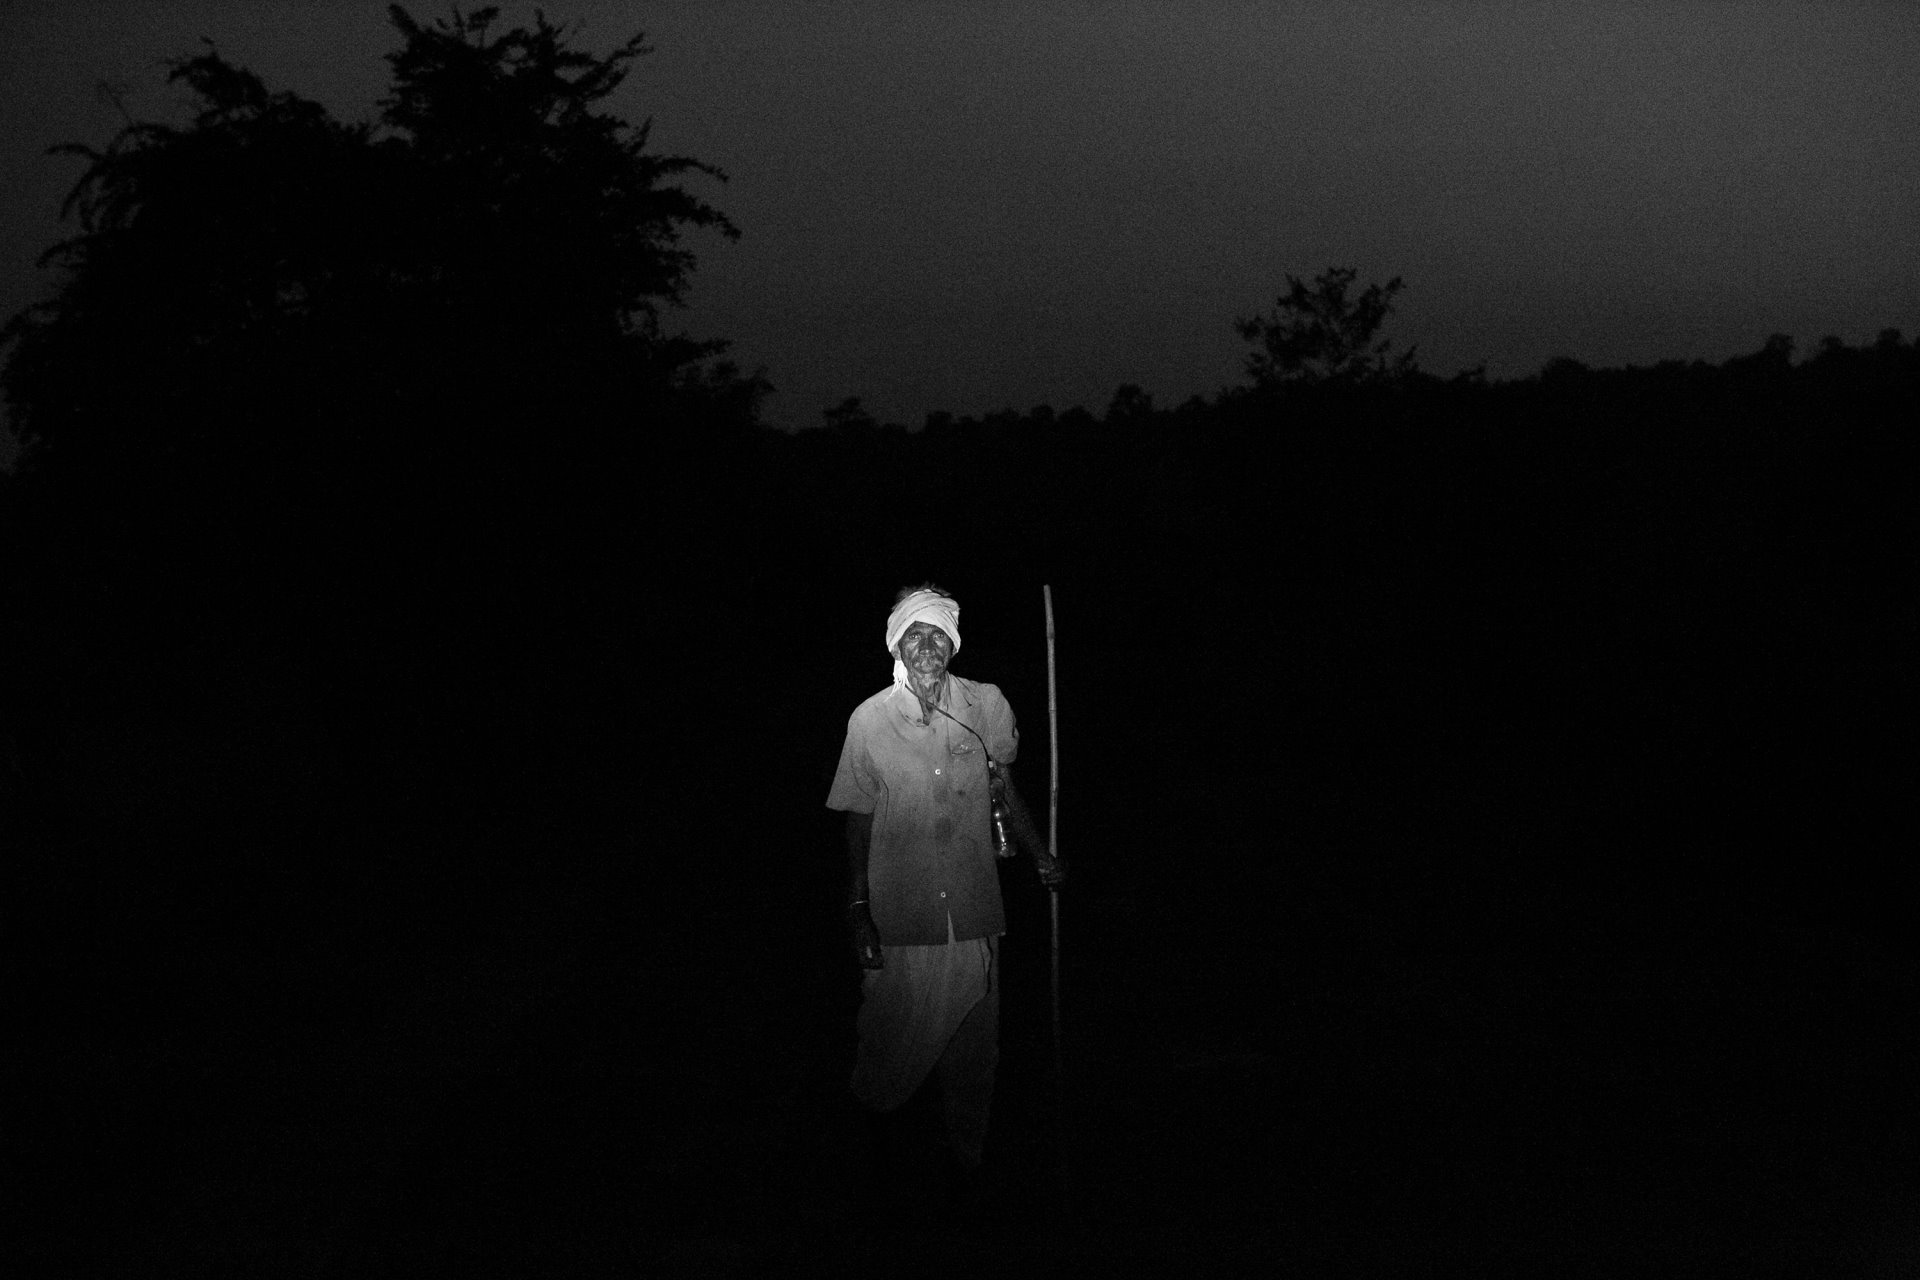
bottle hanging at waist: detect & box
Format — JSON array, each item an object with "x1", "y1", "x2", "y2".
[{"x1": 988, "y1": 759, "x2": 1016, "y2": 859}]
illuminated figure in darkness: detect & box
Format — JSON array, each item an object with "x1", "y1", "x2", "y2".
[{"x1": 827, "y1": 584, "x2": 1063, "y2": 1195}]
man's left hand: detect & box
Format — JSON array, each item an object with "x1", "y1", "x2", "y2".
[{"x1": 1037, "y1": 857, "x2": 1067, "y2": 889}]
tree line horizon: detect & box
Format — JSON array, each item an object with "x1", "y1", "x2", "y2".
[
  {"x1": 2, "y1": 11, "x2": 1911, "y2": 1131},
  {"x1": 0, "y1": 7, "x2": 1911, "y2": 752},
  {"x1": 2, "y1": 6, "x2": 1914, "y2": 477}
]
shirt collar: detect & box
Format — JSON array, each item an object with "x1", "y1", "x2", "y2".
[{"x1": 887, "y1": 675, "x2": 973, "y2": 723}]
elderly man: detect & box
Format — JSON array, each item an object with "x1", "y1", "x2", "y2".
[{"x1": 827, "y1": 583, "x2": 1063, "y2": 1193}]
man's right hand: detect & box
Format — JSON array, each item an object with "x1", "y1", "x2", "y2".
[{"x1": 850, "y1": 906, "x2": 884, "y2": 969}]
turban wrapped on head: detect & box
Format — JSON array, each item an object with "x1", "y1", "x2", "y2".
[{"x1": 885, "y1": 590, "x2": 961, "y2": 689}]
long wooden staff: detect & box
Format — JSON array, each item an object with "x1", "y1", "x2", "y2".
[{"x1": 1045, "y1": 583, "x2": 1066, "y2": 1210}]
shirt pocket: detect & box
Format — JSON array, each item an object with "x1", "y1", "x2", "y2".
[{"x1": 944, "y1": 730, "x2": 990, "y2": 788}]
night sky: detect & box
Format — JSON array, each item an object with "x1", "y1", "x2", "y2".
[{"x1": 3, "y1": 0, "x2": 1917, "y2": 442}]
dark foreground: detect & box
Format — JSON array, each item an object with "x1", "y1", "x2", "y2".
[{"x1": 13, "y1": 645, "x2": 1917, "y2": 1279}]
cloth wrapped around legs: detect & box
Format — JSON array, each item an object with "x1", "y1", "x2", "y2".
[{"x1": 850, "y1": 924, "x2": 999, "y2": 1168}]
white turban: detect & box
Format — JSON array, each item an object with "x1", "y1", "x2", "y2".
[{"x1": 885, "y1": 590, "x2": 961, "y2": 690}]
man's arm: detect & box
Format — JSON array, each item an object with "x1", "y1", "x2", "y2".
[
  {"x1": 997, "y1": 762, "x2": 1066, "y2": 887},
  {"x1": 845, "y1": 812, "x2": 883, "y2": 968}
]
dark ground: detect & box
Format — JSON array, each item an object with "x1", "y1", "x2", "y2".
[{"x1": 10, "y1": 617, "x2": 1918, "y2": 1279}]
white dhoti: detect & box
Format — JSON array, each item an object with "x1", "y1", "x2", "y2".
[{"x1": 850, "y1": 920, "x2": 1000, "y2": 1167}]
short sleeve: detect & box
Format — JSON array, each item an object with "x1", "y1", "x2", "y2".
[
  {"x1": 825, "y1": 716, "x2": 879, "y2": 813},
  {"x1": 984, "y1": 686, "x2": 1019, "y2": 765}
]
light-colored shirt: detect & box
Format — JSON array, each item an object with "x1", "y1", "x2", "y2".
[{"x1": 826, "y1": 676, "x2": 1019, "y2": 945}]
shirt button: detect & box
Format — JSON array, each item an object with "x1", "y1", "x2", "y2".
[
  {"x1": 934, "y1": 768, "x2": 942, "y2": 775},
  {"x1": 939, "y1": 891, "x2": 947, "y2": 899}
]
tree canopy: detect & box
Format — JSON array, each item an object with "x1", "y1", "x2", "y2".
[
  {"x1": 0, "y1": 4, "x2": 746, "y2": 495},
  {"x1": 1235, "y1": 267, "x2": 1417, "y2": 389}
]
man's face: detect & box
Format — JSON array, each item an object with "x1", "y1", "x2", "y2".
[{"x1": 896, "y1": 621, "x2": 953, "y2": 686}]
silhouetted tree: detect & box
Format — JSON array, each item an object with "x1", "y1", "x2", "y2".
[
  {"x1": 1724, "y1": 332, "x2": 1796, "y2": 374},
  {"x1": 0, "y1": 4, "x2": 744, "y2": 506},
  {"x1": 1104, "y1": 383, "x2": 1155, "y2": 422},
  {"x1": 822, "y1": 396, "x2": 880, "y2": 433},
  {"x1": 378, "y1": 5, "x2": 738, "y2": 390},
  {"x1": 0, "y1": 52, "x2": 373, "y2": 485},
  {"x1": 1235, "y1": 267, "x2": 1416, "y2": 388},
  {"x1": 1540, "y1": 355, "x2": 1590, "y2": 384}
]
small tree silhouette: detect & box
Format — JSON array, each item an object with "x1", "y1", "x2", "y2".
[
  {"x1": 1103, "y1": 383, "x2": 1155, "y2": 422},
  {"x1": 1235, "y1": 267, "x2": 1416, "y2": 388},
  {"x1": 821, "y1": 396, "x2": 880, "y2": 433}
]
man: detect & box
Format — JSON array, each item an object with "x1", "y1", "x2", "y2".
[{"x1": 826, "y1": 584, "x2": 1063, "y2": 1194}]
